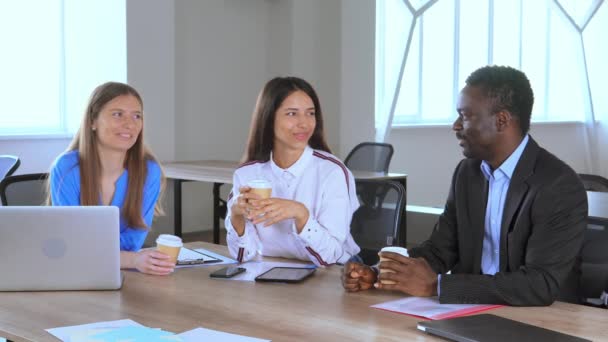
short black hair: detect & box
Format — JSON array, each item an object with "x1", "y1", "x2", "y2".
[{"x1": 465, "y1": 65, "x2": 534, "y2": 135}]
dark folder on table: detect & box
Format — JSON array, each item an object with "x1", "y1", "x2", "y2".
[{"x1": 417, "y1": 314, "x2": 590, "y2": 342}]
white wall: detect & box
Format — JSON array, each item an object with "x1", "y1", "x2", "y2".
[
  {"x1": 290, "y1": 0, "x2": 342, "y2": 153},
  {"x1": 387, "y1": 123, "x2": 589, "y2": 207},
  {"x1": 172, "y1": 0, "x2": 273, "y2": 233},
  {"x1": 339, "y1": 0, "x2": 376, "y2": 155},
  {"x1": 175, "y1": 0, "x2": 271, "y2": 162},
  {"x1": 126, "y1": 0, "x2": 177, "y2": 238},
  {"x1": 127, "y1": 0, "x2": 175, "y2": 162},
  {"x1": 598, "y1": 122, "x2": 608, "y2": 176},
  {"x1": 171, "y1": 0, "x2": 343, "y2": 233},
  {"x1": 0, "y1": 137, "x2": 70, "y2": 174}
]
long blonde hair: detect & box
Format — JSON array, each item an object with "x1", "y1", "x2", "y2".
[{"x1": 49, "y1": 82, "x2": 165, "y2": 229}]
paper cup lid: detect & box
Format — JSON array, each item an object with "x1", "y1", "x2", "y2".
[
  {"x1": 248, "y1": 179, "x2": 271, "y2": 188},
  {"x1": 380, "y1": 246, "x2": 409, "y2": 257},
  {"x1": 156, "y1": 234, "x2": 183, "y2": 247}
]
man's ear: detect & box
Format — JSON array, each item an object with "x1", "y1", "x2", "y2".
[{"x1": 495, "y1": 110, "x2": 512, "y2": 132}]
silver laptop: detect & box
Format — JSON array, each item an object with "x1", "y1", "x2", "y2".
[{"x1": 0, "y1": 206, "x2": 122, "y2": 291}]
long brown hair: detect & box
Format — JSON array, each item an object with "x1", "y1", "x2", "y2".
[
  {"x1": 243, "y1": 76, "x2": 331, "y2": 163},
  {"x1": 48, "y1": 82, "x2": 165, "y2": 229}
]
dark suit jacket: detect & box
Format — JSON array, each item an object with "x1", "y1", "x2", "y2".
[{"x1": 409, "y1": 137, "x2": 588, "y2": 306}]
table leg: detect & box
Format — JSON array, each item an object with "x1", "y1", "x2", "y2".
[
  {"x1": 398, "y1": 177, "x2": 407, "y2": 247},
  {"x1": 174, "y1": 179, "x2": 182, "y2": 237},
  {"x1": 213, "y1": 182, "x2": 224, "y2": 244}
]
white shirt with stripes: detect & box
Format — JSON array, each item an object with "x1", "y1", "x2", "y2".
[{"x1": 225, "y1": 146, "x2": 361, "y2": 266}]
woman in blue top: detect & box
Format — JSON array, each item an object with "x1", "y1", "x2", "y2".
[{"x1": 49, "y1": 82, "x2": 175, "y2": 276}]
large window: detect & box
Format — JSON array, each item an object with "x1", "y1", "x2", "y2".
[
  {"x1": 376, "y1": 0, "x2": 608, "y2": 132},
  {"x1": 0, "y1": 0, "x2": 126, "y2": 137}
]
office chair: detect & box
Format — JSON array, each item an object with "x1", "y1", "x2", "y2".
[
  {"x1": 344, "y1": 142, "x2": 394, "y2": 173},
  {"x1": 579, "y1": 174, "x2": 608, "y2": 192},
  {"x1": 579, "y1": 217, "x2": 608, "y2": 308},
  {"x1": 0, "y1": 173, "x2": 49, "y2": 206},
  {"x1": 0, "y1": 155, "x2": 20, "y2": 180},
  {"x1": 350, "y1": 179, "x2": 405, "y2": 265}
]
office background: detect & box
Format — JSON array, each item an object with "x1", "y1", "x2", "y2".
[{"x1": 0, "y1": 0, "x2": 605, "y2": 238}]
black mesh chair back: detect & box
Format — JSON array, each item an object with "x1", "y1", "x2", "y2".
[
  {"x1": 0, "y1": 155, "x2": 20, "y2": 180},
  {"x1": 0, "y1": 173, "x2": 49, "y2": 206},
  {"x1": 579, "y1": 174, "x2": 608, "y2": 192},
  {"x1": 580, "y1": 217, "x2": 608, "y2": 307},
  {"x1": 350, "y1": 179, "x2": 405, "y2": 265},
  {"x1": 344, "y1": 142, "x2": 394, "y2": 173}
]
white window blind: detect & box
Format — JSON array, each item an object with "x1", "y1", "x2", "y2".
[{"x1": 0, "y1": 0, "x2": 127, "y2": 137}]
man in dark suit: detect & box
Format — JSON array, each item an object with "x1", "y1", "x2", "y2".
[{"x1": 342, "y1": 65, "x2": 588, "y2": 306}]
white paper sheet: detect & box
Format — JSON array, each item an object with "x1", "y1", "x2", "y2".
[
  {"x1": 213, "y1": 261, "x2": 316, "y2": 282},
  {"x1": 47, "y1": 320, "x2": 270, "y2": 342},
  {"x1": 46, "y1": 319, "x2": 143, "y2": 342},
  {"x1": 371, "y1": 296, "x2": 501, "y2": 320},
  {"x1": 177, "y1": 327, "x2": 270, "y2": 342},
  {"x1": 175, "y1": 248, "x2": 237, "y2": 268}
]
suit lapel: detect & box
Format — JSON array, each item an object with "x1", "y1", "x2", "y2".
[{"x1": 499, "y1": 137, "x2": 539, "y2": 270}]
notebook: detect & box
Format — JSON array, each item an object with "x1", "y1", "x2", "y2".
[
  {"x1": 417, "y1": 314, "x2": 591, "y2": 342},
  {"x1": 0, "y1": 206, "x2": 122, "y2": 291}
]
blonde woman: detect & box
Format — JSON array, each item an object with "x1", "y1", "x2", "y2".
[{"x1": 49, "y1": 82, "x2": 174, "y2": 276}]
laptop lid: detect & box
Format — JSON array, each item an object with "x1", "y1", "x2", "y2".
[
  {"x1": 0, "y1": 206, "x2": 122, "y2": 291},
  {"x1": 417, "y1": 314, "x2": 591, "y2": 342}
]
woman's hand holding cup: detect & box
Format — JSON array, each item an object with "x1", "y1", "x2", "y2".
[
  {"x1": 231, "y1": 186, "x2": 255, "y2": 218},
  {"x1": 241, "y1": 180, "x2": 273, "y2": 218},
  {"x1": 230, "y1": 180, "x2": 272, "y2": 235}
]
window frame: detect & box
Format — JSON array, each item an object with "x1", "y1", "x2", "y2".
[{"x1": 376, "y1": 0, "x2": 604, "y2": 128}]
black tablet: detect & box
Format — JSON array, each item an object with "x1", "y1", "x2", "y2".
[{"x1": 254, "y1": 267, "x2": 316, "y2": 283}]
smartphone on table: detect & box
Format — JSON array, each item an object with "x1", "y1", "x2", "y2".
[{"x1": 209, "y1": 266, "x2": 246, "y2": 278}]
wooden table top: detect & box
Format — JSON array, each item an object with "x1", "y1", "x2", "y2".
[
  {"x1": 162, "y1": 160, "x2": 407, "y2": 184},
  {"x1": 0, "y1": 242, "x2": 604, "y2": 341}
]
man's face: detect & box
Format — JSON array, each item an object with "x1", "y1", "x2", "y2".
[{"x1": 453, "y1": 85, "x2": 498, "y2": 161}]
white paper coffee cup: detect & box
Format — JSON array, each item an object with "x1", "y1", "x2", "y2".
[
  {"x1": 378, "y1": 246, "x2": 409, "y2": 285},
  {"x1": 156, "y1": 234, "x2": 183, "y2": 265},
  {"x1": 247, "y1": 179, "x2": 272, "y2": 199}
]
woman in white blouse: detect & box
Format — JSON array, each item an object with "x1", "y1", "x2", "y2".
[{"x1": 225, "y1": 76, "x2": 361, "y2": 266}]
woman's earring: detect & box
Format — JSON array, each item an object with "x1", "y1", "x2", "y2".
[{"x1": 92, "y1": 127, "x2": 96, "y2": 131}]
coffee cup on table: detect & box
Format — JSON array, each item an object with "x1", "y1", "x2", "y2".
[
  {"x1": 156, "y1": 234, "x2": 183, "y2": 265},
  {"x1": 378, "y1": 246, "x2": 409, "y2": 285},
  {"x1": 247, "y1": 179, "x2": 272, "y2": 199}
]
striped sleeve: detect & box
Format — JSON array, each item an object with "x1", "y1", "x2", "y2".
[{"x1": 293, "y1": 167, "x2": 355, "y2": 266}]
